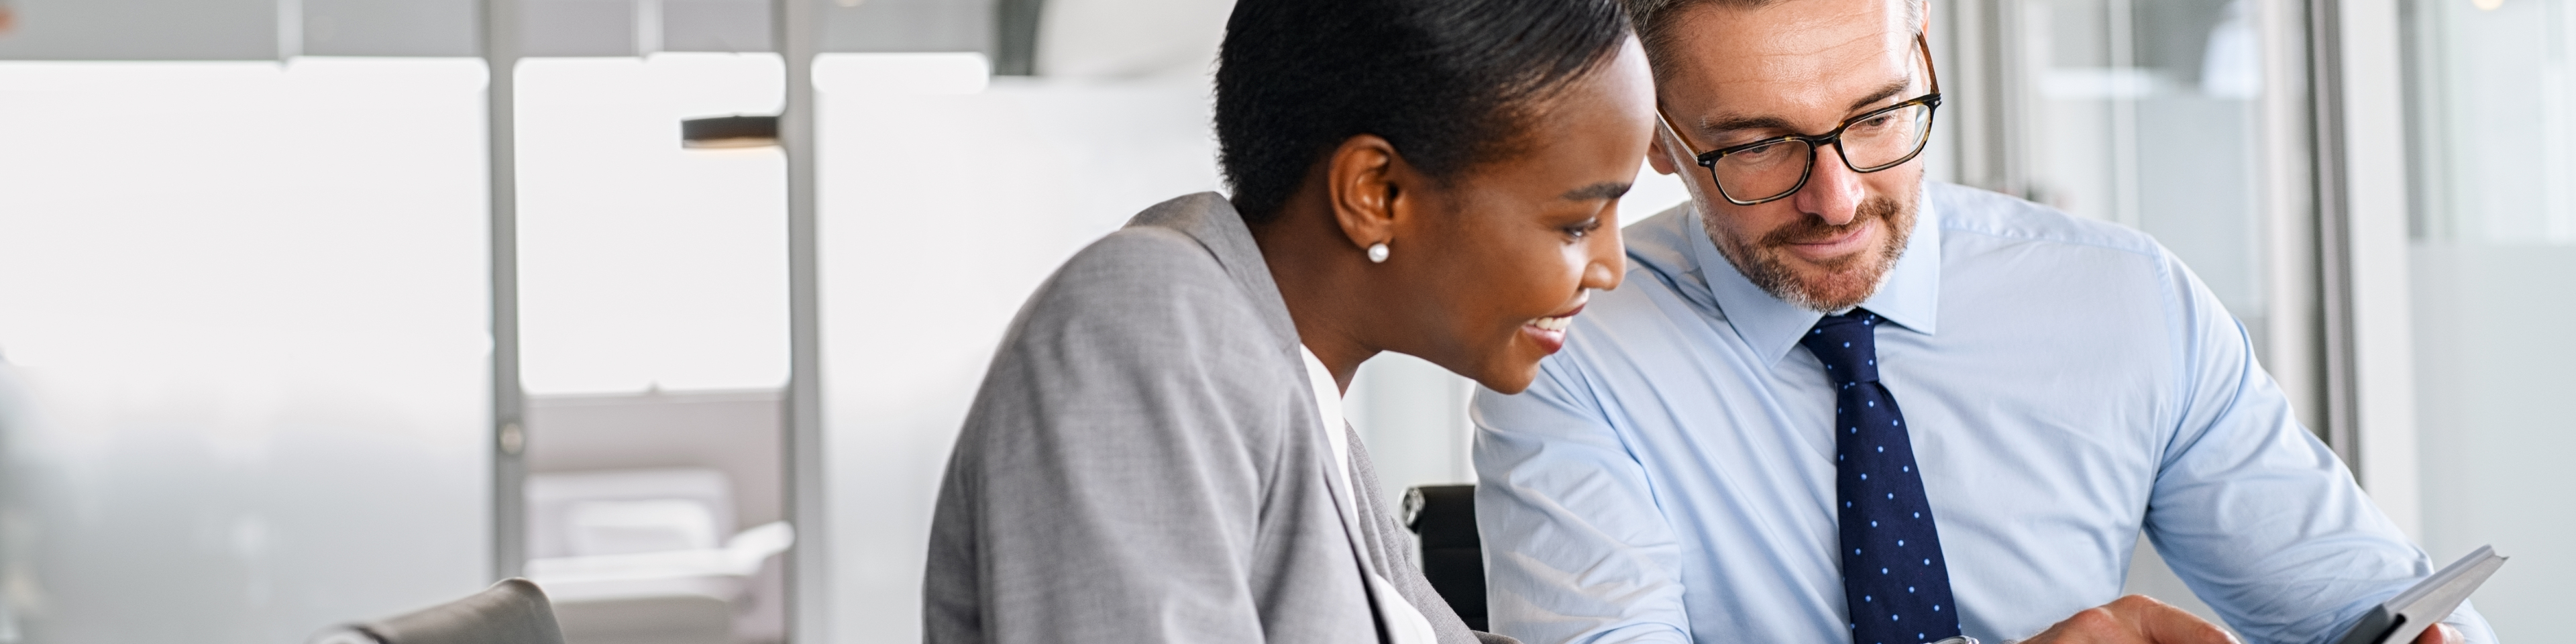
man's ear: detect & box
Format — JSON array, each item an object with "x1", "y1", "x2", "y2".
[
  {"x1": 1326, "y1": 134, "x2": 1403, "y2": 252},
  {"x1": 1647, "y1": 131, "x2": 1680, "y2": 176}
]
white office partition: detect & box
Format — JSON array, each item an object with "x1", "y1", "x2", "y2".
[
  {"x1": 2403, "y1": 0, "x2": 2576, "y2": 639},
  {"x1": 0, "y1": 59, "x2": 491, "y2": 643},
  {"x1": 1936, "y1": 0, "x2": 2320, "y2": 626},
  {"x1": 812, "y1": 54, "x2": 1223, "y2": 642},
  {"x1": 513, "y1": 54, "x2": 791, "y2": 396},
  {"x1": 2014, "y1": 0, "x2": 2289, "y2": 353}
]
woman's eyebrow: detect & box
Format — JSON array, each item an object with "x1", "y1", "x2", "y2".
[{"x1": 1561, "y1": 181, "x2": 1633, "y2": 201}]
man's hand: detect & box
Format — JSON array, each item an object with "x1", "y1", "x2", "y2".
[
  {"x1": 2412, "y1": 623, "x2": 2463, "y2": 644},
  {"x1": 2018, "y1": 595, "x2": 2235, "y2": 644}
]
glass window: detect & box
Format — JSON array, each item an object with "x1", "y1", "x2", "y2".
[
  {"x1": 2021, "y1": 0, "x2": 2278, "y2": 347},
  {"x1": 1969, "y1": 0, "x2": 2306, "y2": 627},
  {"x1": 509, "y1": 52, "x2": 796, "y2": 644},
  {"x1": 0, "y1": 58, "x2": 492, "y2": 643},
  {"x1": 2403, "y1": 0, "x2": 2576, "y2": 639},
  {"x1": 814, "y1": 52, "x2": 1224, "y2": 643}
]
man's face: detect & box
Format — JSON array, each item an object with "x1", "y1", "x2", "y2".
[{"x1": 1646, "y1": 0, "x2": 1927, "y2": 311}]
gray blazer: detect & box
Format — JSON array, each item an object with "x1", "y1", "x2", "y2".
[{"x1": 924, "y1": 193, "x2": 1507, "y2": 644}]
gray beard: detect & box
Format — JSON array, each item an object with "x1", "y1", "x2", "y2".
[{"x1": 1703, "y1": 193, "x2": 1917, "y2": 313}]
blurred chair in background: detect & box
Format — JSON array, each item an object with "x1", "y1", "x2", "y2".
[
  {"x1": 309, "y1": 578, "x2": 564, "y2": 644},
  {"x1": 524, "y1": 468, "x2": 793, "y2": 644},
  {"x1": 1403, "y1": 484, "x2": 1487, "y2": 631}
]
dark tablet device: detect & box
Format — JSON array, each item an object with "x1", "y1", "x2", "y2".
[{"x1": 2332, "y1": 545, "x2": 2506, "y2": 644}]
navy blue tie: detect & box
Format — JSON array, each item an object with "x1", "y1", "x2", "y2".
[{"x1": 1802, "y1": 309, "x2": 1959, "y2": 644}]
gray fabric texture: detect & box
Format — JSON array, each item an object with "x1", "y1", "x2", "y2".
[
  {"x1": 923, "y1": 192, "x2": 1507, "y2": 644},
  {"x1": 360, "y1": 578, "x2": 565, "y2": 644}
]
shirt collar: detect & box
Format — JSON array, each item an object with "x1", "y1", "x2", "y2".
[{"x1": 1684, "y1": 185, "x2": 1943, "y2": 366}]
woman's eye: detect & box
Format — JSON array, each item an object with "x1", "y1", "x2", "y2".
[{"x1": 1564, "y1": 218, "x2": 1603, "y2": 240}]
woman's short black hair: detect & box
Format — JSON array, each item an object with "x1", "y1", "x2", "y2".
[{"x1": 1214, "y1": 0, "x2": 1633, "y2": 223}]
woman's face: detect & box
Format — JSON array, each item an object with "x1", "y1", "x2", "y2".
[{"x1": 1382, "y1": 40, "x2": 1658, "y2": 394}]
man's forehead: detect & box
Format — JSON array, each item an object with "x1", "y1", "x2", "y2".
[{"x1": 1656, "y1": 0, "x2": 1914, "y2": 128}]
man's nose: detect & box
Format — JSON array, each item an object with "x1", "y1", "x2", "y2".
[{"x1": 1792, "y1": 144, "x2": 1866, "y2": 226}]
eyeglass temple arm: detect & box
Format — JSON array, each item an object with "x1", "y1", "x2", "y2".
[{"x1": 1917, "y1": 32, "x2": 1939, "y2": 95}]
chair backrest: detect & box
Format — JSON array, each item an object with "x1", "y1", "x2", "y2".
[
  {"x1": 527, "y1": 468, "x2": 736, "y2": 559},
  {"x1": 1403, "y1": 484, "x2": 1487, "y2": 631},
  {"x1": 310, "y1": 578, "x2": 566, "y2": 644}
]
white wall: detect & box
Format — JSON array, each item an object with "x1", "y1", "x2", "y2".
[
  {"x1": 0, "y1": 58, "x2": 492, "y2": 643},
  {"x1": 514, "y1": 53, "x2": 793, "y2": 396},
  {"x1": 2404, "y1": 0, "x2": 2576, "y2": 639},
  {"x1": 814, "y1": 56, "x2": 1226, "y2": 642}
]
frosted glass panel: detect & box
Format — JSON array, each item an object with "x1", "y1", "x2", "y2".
[
  {"x1": 2009, "y1": 0, "x2": 2290, "y2": 627},
  {"x1": 814, "y1": 54, "x2": 1222, "y2": 643},
  {"x1": 510, "y1": 54, "x2": 795, "y2": 644},
  {"x1": 2405, "y1": 0, "x2": 2576, "y2": 639},
  {"x1": 2021, "y1": 0, "x2": 2273, "y2": 341},
  {"x1": 0, "y1": 58, "x2": 491, "y2": 643},
  {"x1": 515, "y1": 54, "x2": 791, "y2": 396}
]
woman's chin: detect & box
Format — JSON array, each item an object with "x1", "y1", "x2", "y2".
[{"x1": 1468, "y1": 358, "x2": 1545, "y2": 395}]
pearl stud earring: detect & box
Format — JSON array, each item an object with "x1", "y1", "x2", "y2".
[{"x1": 1366, "y1": 242, "x2": 1390, "y2": 264}]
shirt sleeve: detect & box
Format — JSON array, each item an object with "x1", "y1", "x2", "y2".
[
  {"x1": 2141, "y1": 251, "x2": 2498, "y2": 644},
  {"x1": 1470, "y1": 357, "x2": 1693, "y2": 644}
]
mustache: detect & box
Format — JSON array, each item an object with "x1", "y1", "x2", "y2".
[{"x1": 1758, "y1": 197, "x2": 1902, "y2": 248}]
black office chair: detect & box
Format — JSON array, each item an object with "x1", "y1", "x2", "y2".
[
  {"x1": 310, "y1": 578, "x2": 566, "y2": 644},
  {"x1": 1403, "y1": 484, "x2": 1487, "y2": 631}
]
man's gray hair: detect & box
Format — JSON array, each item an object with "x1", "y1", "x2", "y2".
[{"x1": 1621, "y1": 0, "x2": 1925, "y2": 81}]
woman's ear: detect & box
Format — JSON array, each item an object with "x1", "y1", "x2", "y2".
[{"x1": 1326, "y1": 134, "x2": 1403, "y2": 253}]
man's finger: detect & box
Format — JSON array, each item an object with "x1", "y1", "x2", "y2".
[
  {"x1": 2411, "y1": 623, "x2": 2462, "y2": 644},
  {"x1": 2114, "y1": 595, "x2": 2237, "y2": 644}
]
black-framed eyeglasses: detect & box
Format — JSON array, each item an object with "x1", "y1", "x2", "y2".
[{"x1": 1658, "y1": 34, "x2": 1944, "y2": 206}]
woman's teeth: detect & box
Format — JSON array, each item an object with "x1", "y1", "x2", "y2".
[{"x1": 1532, "y1": 316, "x2": 1573, "y2": 331}]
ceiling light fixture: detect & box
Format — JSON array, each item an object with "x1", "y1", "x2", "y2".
[{"x1": 681, "y1": 115, "x2": 780, "y2": 149}]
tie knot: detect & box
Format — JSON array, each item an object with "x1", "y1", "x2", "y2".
[{"x1": 1800, "y1": 309, "x2": 1880, "y2": 384}]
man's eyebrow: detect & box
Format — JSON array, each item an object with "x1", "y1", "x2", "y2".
[
  {"x1": 1695, "y1": 79, "x2": 1922, "y2": 137},
  {"x1": 1562, "y1": 181, "x2": 1632, "y2": 201},
  {"x1": 1701, "y1": 114, "x2": 1803, "y2": 135},
  {"x1": 1846, "y1": 79, "x2": 1913, "y2": 112}
]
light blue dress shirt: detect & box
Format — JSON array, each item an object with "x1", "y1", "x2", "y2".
[{"x1": 1470, "y1": 183, "x2": 2496, "y2": 644}]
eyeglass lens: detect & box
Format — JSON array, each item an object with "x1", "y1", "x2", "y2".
[{"x1": 1713, "y1": 102, "x2": 1935, "y2": 204}]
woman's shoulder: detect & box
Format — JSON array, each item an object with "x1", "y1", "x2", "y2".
[{"x1": 1005, "y1": 215, "x2": 1288, "y2": 365}]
